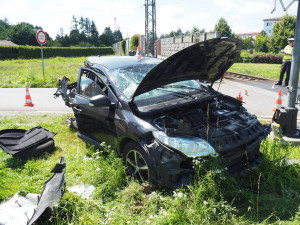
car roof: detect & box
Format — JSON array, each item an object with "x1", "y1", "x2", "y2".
[{"x1": 86, "y1": 56, "x2": 162, "y2": 70}]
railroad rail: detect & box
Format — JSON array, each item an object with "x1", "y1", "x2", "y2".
[{"x1": 224, "y1": 71, "x2": 270, "y2": 81}]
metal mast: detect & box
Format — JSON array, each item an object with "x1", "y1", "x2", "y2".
[{"x1": 145, "y1": 0, "x2": 157, "y2": 57}]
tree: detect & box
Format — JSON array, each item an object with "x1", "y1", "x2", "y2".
[
  {"x1": 130, "y1": 34, "x2": 139, "y2": 50},
  {"x1": 214, "y1": 17, "x2": 233, "y2": 37},
  {"x1": 0, "y1": 19, "x2": 10, "y2": 39},
  {"x1": 175, "y1": 28, "x2": 183, "y2": 37},
  {"x1": 243, "y1": 36, "x2": 254, "y2": 50},
  {"x1": 100, "y1": 27, "x2": 114, "y2": 46},
  {"x1": 59, "y1": 35, "x2": 70, "y2": 47},
  {"x1": 69, "y1": 29, "x2": 80, "y2": 45},
  {"x1": 85, "y1": 17, "x2": 91, "y2": 36},
  {"x1": 90, "y1": 20, "x2": 98, "y2": 36},
  {"x1": 79, "y1": 16, "x2": 85, "y2": 32},
  {"x1": 113, "y1": 30, "x2": 123, "y2": 43},
  {"x1": 255, "y1": 31, "x2": 268, "y2": 53},
  {"x1": 9, "y1": 22, "x2": 37, "y2": 46},
  {"x1": 71, "y1": 15, "x2": 79, "y2": 31},
  {"x1": 184, "y1": 30, "x2": 191, "y2": 36},
  {"x1": 169, "y1": 31, "x2": 175, "y2": 37},
  {"x1": 191, "y1": 26, "x2": 204, "y2": 34},
  {"x1": 89, "y1": 34, "x2": 99, "y2": 46},
  {"x1": 267, "y1": 15, "x2": 296, "y2": 53}
]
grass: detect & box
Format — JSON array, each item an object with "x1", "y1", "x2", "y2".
[
  {"x1": 0, "y1": 113, "x2": 299, "y2": 224},
  {"x1": 229, "y1": 63, "x2": 281, "y2": 80},
  {"x1": 0, "y1": 58, "x2": 281, "y2": 88},
  {"x1": 0, "y1": 57, "x2": 97, "y2": 88}
]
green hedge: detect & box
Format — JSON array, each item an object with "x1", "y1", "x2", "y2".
[
  {"x1": 251, "y1": 52, "x2": 283, "y2": 64},
  {"x1": 239, "y1": 51, "x2": 283, "y2": 64},
  {"x1": 0, "y1": 45, "x2": 114, "y2": 59}
]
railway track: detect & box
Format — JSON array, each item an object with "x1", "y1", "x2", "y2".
[{"x1": 224, "y1": 71, "x2": 270, "y2": 81}]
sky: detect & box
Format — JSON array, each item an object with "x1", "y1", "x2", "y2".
[{"x1": 0, "y1": 0, "x2": 298, "y2": 39}]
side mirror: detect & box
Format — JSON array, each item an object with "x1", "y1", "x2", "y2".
[{"x1": 89, "y1": 95, "x2": 111, "y2": 107}]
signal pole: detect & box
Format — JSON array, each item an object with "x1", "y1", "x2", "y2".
[
  {"x1": 145, "y1": 0, "x2": 157, "y2": 57},
  {"x1": 272, "y1": 0, "x2": 300, "y2": 137}
]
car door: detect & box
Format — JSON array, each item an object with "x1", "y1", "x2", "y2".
[{"x1": 72, "y1": 68, "x2": 116, "y2": 144}]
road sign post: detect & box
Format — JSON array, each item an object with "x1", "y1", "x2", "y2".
[{"x1": 36, "y1": 30, "x2": 47, "y2": 78}]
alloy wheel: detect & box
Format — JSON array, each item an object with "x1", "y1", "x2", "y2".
[{"x1": 126, "y1": 150, "x2": 149, "y2": 182}]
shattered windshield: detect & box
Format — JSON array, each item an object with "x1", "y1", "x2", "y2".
[
  {"x1": 110, "y1": 64, "x2": 156, "y2": 98},
  {"x1": 109, "y1": 64, "x2": 205, "y2": 100}
]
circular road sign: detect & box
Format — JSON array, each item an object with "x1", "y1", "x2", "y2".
[{"x1": 36, "y1": 30, "x2": 47, "y2": 45}]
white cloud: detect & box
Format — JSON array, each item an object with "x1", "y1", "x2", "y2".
[
  {"x1": 157, "y1": 5, "x2": 186, "y2": 33},
  {"x1": 239, "y1": 2, "x2": 270, "y2": 14},
  {"x1": 214, "y1": 0, "x2": 270, "y2": 14},
  {"x1": 231, "y1": 24, "x2": 247, "y2": 33},
  {"x1": 213, "y1": 0, "x2": 239, "y2": 11},
  {"x1": 191, "y1": 13, "x2": 211, "y2": 20},
  {"x1": 0, "y1": 0, "x2": 30, "y2": 23}
]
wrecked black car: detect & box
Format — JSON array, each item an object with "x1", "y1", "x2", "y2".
[{"x1": 55, "y1": 38, "x2": 269, "y2": 188}]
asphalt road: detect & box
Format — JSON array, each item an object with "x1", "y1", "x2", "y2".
[
  {"x1": 0, "y1": 79, "x2": 298, "y2": 119},
  {"x1": 0, "y1": 88, "x2": 72, "y2": 113},
  {"x1": 218, "y1": 78, "x2": 296, "y2": 119}
]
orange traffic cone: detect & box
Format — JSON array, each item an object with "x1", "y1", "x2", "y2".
[
  {"x1": 236, "y1": 92, "x2": 243, "y2": 101},
  {"x1": 24, "y1": 88, "x2": 34, "y2": 107},
  {"x1": 272, "y1": 90, "x2": 282, "y2": 111},
  {"x1": 272, "y1": 82, "x2": 275, "y2": 89},
  {"x1": 245, "y1": 90, "x2": 249, "y2": 96},
  {"x1": 136, "y1": 45, "x2": 142, "y2": 57}
]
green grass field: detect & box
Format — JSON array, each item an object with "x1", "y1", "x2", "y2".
[
  {"x1": 0, "y1": 57, "x2": 281, "y2": 88},
  {"x1": 0, "y1": 113, "x2": 299, "y2": 224},
  {"x1": 0, "y1": 57, "x2": 91, "y2": 88},
  {"x1": 229, "y1": 63, "x2": 281, "y2": 80}
]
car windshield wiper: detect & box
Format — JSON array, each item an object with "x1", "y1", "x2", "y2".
[
  {"x1": 162, "y1": 84, "x2": 203, "y2": 92},
  {"x1": 156, "y1": 87, "x2": 197, "y2": 99},
  {"x1": 160, "y1": 84, "x2": 204, "y2": 99}
]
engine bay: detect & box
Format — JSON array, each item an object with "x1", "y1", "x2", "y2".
[{"x1": 152, "y1": 96, "x2": 266, "y2": 153}]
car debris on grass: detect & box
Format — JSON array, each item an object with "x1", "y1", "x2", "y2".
[
  {"x1": 0, "y1": 157, "x2": 66, "y2": 225},
  {"x1": 0, "y1": 126, "x2": 56, "y2": 160}
]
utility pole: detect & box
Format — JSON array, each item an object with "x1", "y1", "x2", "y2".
[
  {"x1": 287, "y1": 1, "x2": 300, "y2": 108},
  {"x1": 145, "y1": 0, "x2": 157, "y2": 57},
  {"x1": 272, "y1": 0, "x2": 300, "y2": 137}
]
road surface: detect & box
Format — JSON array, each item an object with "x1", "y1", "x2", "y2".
[{"x1": 0, "y1": 78, "x2": 298, "y2": 119}]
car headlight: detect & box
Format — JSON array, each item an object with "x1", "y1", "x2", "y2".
[{"x1": 152, "y1": 131, "x2": 217, "y2": 158}]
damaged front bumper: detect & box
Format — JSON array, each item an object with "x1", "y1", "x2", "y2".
[{"x1": 143, "y1": 124, "x2": 270, "y2": 189}]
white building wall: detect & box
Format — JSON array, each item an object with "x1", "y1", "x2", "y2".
[{"x1": 264, "y1": 21, "x2": 275, "y2": 36}]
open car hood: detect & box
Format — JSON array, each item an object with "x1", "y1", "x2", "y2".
[{"x1": 132, "y1": 38, "x2": 242, "y2": 99}]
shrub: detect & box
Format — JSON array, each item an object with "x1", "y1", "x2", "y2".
[
  {"x1": 128, "y1": 50, "x2": 136, "y2": 56},
  {"x1": 130, "y1": 34, "x2": 139, "y2": 50},
  {"x1": 0, "y1": 45, "x2": 18, "y2": 59},
  {"x1": 121, "y1": 39, "x2": 128, "y2": 55},
  {"x1": 251, "y1": 52, "x2": 283, "y2": 64},
  {"x1": 238, "y1": 50, "x2": 283, "y2": 64},
  {"x1": 240, "y1": 50, "x2": 251, "y2": 63},
  {"x1": 0, "y1": 46, "x2": 114, "y2": 59}
]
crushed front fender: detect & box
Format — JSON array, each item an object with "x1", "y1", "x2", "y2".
[{"x1": 54, "y1": 76, "x2": 77, "y2": 107}]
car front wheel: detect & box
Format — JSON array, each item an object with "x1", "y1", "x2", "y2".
[{"x1": 123, "y1": 142, "x2": 155, "y2": 183}]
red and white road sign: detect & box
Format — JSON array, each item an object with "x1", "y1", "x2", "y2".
[{"x1": 36, "y1": 30, "x2": 47, "y2": 45}]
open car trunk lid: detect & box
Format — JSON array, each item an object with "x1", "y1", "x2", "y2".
[{"x1": 131, "y1": 37, "x2": 242, "y2": 100}]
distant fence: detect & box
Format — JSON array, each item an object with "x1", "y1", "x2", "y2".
[
  {"x1": 159, "y1": 32, "x2": 219, "y2": 58},
  {"x1": 113, "y1": 32, "x2": 219, "y2": 58},
  {"x1": 0, "y1": 46, "x2": 114, "y2": 60},
  {"x1": 112, "y1": 39, "x2": 130, "y2": 56}
]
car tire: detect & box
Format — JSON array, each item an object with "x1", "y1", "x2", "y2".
[{"x1": 123, "y1": 141, "x2": 156, "y2": 184}]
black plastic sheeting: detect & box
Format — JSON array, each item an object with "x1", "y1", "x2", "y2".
[
  {"x1": 27, "y1": 156, "x2": 66, "y2": 225},
  {"x1": 0, "y1": 126, "x2": 56, "y2": 160}
]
